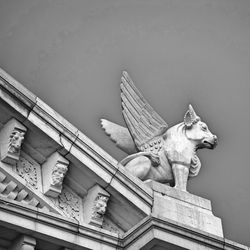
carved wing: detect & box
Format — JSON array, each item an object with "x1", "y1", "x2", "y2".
[
  {"x1": 121, "y1": 71, "x2": 168, "y2": 149},
  {"x1": 100, "y1": 119, "x2": 137, "y2": 154}
]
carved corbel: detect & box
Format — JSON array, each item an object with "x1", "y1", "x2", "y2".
[
  {"x1": 42, "y1": 152, "x2": 69, "y2": 197},
  {"x1": 82, "y1": 184, "x2": 110, "y2": 227},
  {"x1": 0, "y1": 118, "x2": 27, "y2": 165}
]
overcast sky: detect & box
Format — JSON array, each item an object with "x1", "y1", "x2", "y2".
[{"x1": 0, "y1": 0, "x2": 250, "y2": 246}]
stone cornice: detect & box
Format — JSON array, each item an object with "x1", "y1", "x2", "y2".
[
  {"x1": 0, "y1": 67, "x2": 153, "y2": 216},
  {"x1": 0, "y1": 69, "x2": 37, "y2": 109},
  {"x1": 0, "y1": 198, "x2": 248, "y2": 250},
  {"x1": 0, "y1": 197, "x2": 121, "y2": 250},
  {"x1": 122, "y1": 214, "x2": 249, "y2": 250}
]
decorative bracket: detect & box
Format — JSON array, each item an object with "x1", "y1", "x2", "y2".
[
  {"x1": 0, "y1": 118, "x2": 27, "y2": 165},
  {"x1": 42, "y1": 152, "x2": 69, "y2": 198},
  {"x1": 82, "y1": 184, "x2": 110, "y2": 228}
]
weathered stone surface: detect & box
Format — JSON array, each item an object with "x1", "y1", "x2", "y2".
[
  {"x1": 152, "y1": 193, "x2": 223, "y2": 237},
  {"x1": 123, "y1": 214, "x2": 225, "y2": 250},
  {"x1": 146, "y1": 180, "x2": 211, "y2": 210},
  {"x1": 102, "y1": 71, "x2": 218, "y2": 192},
  {"x1": 146, "y1": 180, "x2": 223, "y2": 237},
  {"x1": 42, "y1": 152, "x2": 69, "y2": 198},
  {"x1": 0, "y1": 118, "x2": 27, "y2": 165}
]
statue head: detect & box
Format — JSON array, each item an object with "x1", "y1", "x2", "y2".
[
  {"x1": 9, "y1": 130, "x2": 25, "y2": 153},
  {"x1": 51, "y1": 163, "x2": 68, "y2": 186},
  {"x1": 184, "y1": 105, "x2": 217, "y2": 150},
  {"x1": 94, "y1": 195, "x2": 109, "y2": 218}
]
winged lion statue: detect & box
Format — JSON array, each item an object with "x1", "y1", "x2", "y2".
[{"x1": 101, "y1": 71, "x2": 217, "y2": 191}]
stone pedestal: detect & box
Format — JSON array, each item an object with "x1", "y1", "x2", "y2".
[{"x1": 146, "y1": 180, "x2": 223, "y2": 237}]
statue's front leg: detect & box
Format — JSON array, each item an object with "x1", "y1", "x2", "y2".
[
  {"x1": 125, "y1": 156, "x2": 151, "y2": 181},
  {"x1": 172, "y1": 163, "x2": 189, "y2": 192}
]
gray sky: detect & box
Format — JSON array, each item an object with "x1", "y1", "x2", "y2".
[{"x1": 0, "y1": 0, "x2": 250, "y2": 246}]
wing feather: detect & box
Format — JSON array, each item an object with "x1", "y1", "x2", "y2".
[
  {"x1": 121, "y1": 71, "x2": 168, "y2": 148},
  {"x1": 122, "y1": 104, "x2": 148, "y2": 144},
  {"x1": 121, "y1": 94, "x2": 152, "y2": 138},
  {"x1": 100, "y1": 119, "x2": 137, "y2": 154},
  {"x1": 122, "y1": 72, "x2": 167, "y2": 126}
]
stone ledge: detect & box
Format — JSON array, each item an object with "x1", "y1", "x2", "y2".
[
  {"x1": 224, "y1": 239, "x2": 249, "y2": 250},
  {"x1": 145, "y1": 180, "x2": 223, "y2": 237},
  {"x1": 123, "y1": 214, "x2": 249, "y2": 250},
  {"x1": 0, "y1": 68, "x2": 37, "y2": 109},
  {"x1": 0, "y1": 198, "x2": 120, "y2": 250},
  {"x1": 146, "y1": 180, "x2": 211, "y2": 210},
  {"x1": 0, "y1": 196, "x2": 249, "y2": 250}
]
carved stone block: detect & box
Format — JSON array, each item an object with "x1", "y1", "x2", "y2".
[
  {"x1": 146, "y1": 180, "x2": 224, "y2": 237},
  {"x1": 48, "y1": 185, "x2": 82, "y2": 221},
  {"x1": 58, "y1": 186, "x2": 81, "y2": 221},
  {"x1": 0, "y1": 118, "x2": 27, "y2": 165},
  {"x1": 82, "y1": 184, "x2": 110, "y2": 227},
  {"x1": 15, "y1": 152, "x2": 42, "y2": 191},
  {"x1": 42, "y1": 152, "x2": 69, "y2": 197}
]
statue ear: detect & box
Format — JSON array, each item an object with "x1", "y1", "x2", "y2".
[
  {"x1": 184, "y1": 109, "x2": 193, "y2": 128},
  {"x1": 184, "y1": 104, "x2": 200, "y2": 128}
]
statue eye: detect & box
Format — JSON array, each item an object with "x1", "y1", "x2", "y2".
[{"x1": 201, "y1": 125, "x2": 207, "y2": 131}]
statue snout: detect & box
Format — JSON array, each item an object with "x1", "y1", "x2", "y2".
[
  {"x1": 201, "y1": 134, "x2": 218, "y2": 149},
  {"x1": 213, "y1": 135, "x2": 218, "y2": 147},
  {"x1": 207, "y1": 134, "x2": 218, "y2": 149}
]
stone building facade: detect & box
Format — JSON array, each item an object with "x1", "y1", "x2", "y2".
[{"x1": 0, "y1": 68, "x2": 248, "y2": 250}]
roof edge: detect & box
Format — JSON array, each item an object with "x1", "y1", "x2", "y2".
[{"x1": 0, "y1": 67, "x2": 153, "y2": 213}]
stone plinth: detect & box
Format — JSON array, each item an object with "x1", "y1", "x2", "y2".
[{"x1": 146, "y1": 180, "x2": 223, "y2": 237}]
